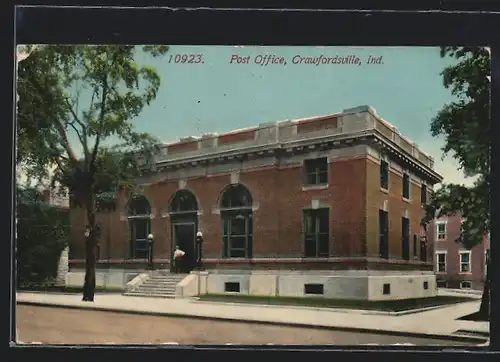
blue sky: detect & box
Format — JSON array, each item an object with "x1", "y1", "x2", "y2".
[
  {"x1": 128, "y1": 45, "x2": 471, "y2": 186},
  {"x1": 18, "y1": 45, "x2": 474, "y2": 187}
]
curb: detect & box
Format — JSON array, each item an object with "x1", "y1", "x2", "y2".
[
  {"x1": 17, "y1": 300, "x2": 487, "y2": 344},
  {"x1": 190, "y1": 298, "x2": 460, "y2": 317}
]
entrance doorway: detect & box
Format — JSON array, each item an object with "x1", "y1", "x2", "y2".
[
  {"x1": 168, "y1": 189, "x2": 200, "y2": 273},
  {"x1": 172, "y1": 222, "x2": 196, "y2": 273}
]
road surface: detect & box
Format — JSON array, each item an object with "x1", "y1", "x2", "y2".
[{"x1": 16, "y1": 305, "x2": 470, "y2": 345}]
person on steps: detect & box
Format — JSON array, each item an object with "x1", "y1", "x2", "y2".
[{"x1": 173, "y1": 245, "x2": 185, "y2": 273}]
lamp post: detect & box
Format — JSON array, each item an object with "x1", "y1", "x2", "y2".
[
  {"x1": 147, "y1": 234, "x2": 154, "y2": 270},
  {"x1": 196, "y1": 231, "x2": 204, "y2": 269},
  {"x1": 196, "y1": 231, "x2": 204, "y2": 296}
]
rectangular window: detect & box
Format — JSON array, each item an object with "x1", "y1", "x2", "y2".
[
  {"x1": 380, "y1": 160, "x2": 389, "y2": 190},
  {"x1": 420, "y1": 236, "x2": 428, "y2": 262},
  {"x1": 304, "y1": 208, "x2": 329, "y2": 257},
  {"x1": 304, "y1": 158, "x2": 328, "y2": 186},
  {"x1": 485, "y1": 250, "x2": 490, "y2": 278},
  {"x1": 421, "y1": 184, "x2": 427, "y2": 204},
  {"x1": 223, "y1": 214, "x2": 252, "y2": 258},
  {"x1": 436, "y1": 222, "x2": 447, "y2": 240},
  {"x1": 304, "y1": 284, "x2": 324, "y2": 295},
  {"x1": 130, "y1": 218, "x2": 150, "y2": 259},
  {"x1": 460, "y1": 281, "x2": 472, "y2": 289},
  {"x1": 460, "y1": 251, "x2": 471, "y2": 273},
  {"x1": 436, "y1": 252, "x2": 446, "y2": 272},
  {"x1": 224, "y1": 282, "x2": 240, "y2": 293},
  {"x1": 383, "y1": 283, "x2": 391, "y2": 295},
  {"x1": 413, "y1": 234, "x2": 418, "y2": 260},
  {"x1": 402, "y1": 173, "x2": 410, "y2": 199},
  {"x1": 378, "y1": 209, "x2": 389, "y2": 259},
  {"x1": 401, "y1": 217, "x2": 410, "y2": 260}
]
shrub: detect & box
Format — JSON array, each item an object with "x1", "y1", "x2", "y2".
[{"x1": 16, "y1": 186, "x2": 70, "y2": 287}]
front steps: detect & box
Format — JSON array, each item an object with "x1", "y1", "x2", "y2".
[{"x1": 124, "y1": 272, "x2": 188, "y2": 298}]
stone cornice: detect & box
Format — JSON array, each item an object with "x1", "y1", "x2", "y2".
[
  {"x1": 155, "y1": 131, "x2": 372, "y2": 172},
  {"x1": 153, "y1": 129, "x2": 441, "y2": 184},
  {"x1": 371, "y1": 133, "x2": 442, "y2": 184}
]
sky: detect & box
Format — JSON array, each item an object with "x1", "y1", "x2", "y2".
[
  {"x1": 19, "y1": 45, "x2": 478, "y2": 187},
  {"x1": 127, "y1": 45, "x2": 473, "y2": 186}
]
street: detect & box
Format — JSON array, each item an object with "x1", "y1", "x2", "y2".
[{"x1": 17, "y1": 305, "x2": 469, "y2": 345}]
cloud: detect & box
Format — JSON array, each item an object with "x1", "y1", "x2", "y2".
[{"x1": 417, "y1": 137, "x2": 478, "y2": 187}]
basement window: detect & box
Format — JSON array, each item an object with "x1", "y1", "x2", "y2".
[
  {"x1": 224, "y1": 282, "x2": 240, "y2": 293},
  {"x1": 437, "y1": 280, "x2": 447, "y2": 288},
  {"x1": 304, "y1": 283, "x2": 324, "y2": 295},
  {"x1": 423, "y1": 281, "x2": 429, "y2": 290},
  {"x1": 460, "y1": 281, "x2": 472, "y2": 289},
  {"x1": 383, "y1": 283, "x2": 391, "y2": 295}
]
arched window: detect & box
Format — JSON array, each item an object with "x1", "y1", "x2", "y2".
[
  {"x1": 127, "y1": 196, "x2": 151, "y2": 259},
  {"x1": 169, "y1": 189, "x2": 198, "y2": 213},
  {"x1": 220, "y1": 184, "x2": 253, "y2": 258}
]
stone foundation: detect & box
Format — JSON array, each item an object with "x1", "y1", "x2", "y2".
[
  {"x1": 203, "y1": 270, "x2": 437, "y2": 300},
  {"x1": 66, "y1": 268, "x2": 143, "y2": 289},
  {"x1": 56, "y1": 247, "x2": 69, "y2": 286}
]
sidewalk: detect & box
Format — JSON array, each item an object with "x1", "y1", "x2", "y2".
[{"x1": 16, "y1": 292, "x2": 489, "y2": 343}]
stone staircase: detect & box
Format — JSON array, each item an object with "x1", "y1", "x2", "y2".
[{"x1": 124, "y1": 272, "x2": 188, "y2": 298}]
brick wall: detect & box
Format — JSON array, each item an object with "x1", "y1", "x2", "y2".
[
  {"x1": 71, "y1": 156, "x2": 369, "y2": 261},
  {"x1": 434, "y1": 213, "x2": 489, "y2": 289},
  {"x1": 70, "y1": 152, "x2": 435, "y2": 272},
  {"x1": 365, "y1": 157, "x2": 426, "y2": 260}
]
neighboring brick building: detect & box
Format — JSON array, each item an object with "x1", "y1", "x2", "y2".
[
  {"x1": 434, "y1": 213, "x2": 490, "y2": 290},
  {"x1": 69, "y1": 105, "x2": 442, "y2": 300}
]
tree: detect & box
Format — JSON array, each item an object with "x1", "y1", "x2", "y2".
[
  {"x1": 17, "y1": 45, "x2": 169, "y2": 301},
  {"x1": 423, "y1": 47, "x2": 490, "y2": 319}
]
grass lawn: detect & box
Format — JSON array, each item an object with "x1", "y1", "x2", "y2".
[
  {"x1": 18, "y1": 285, "x2": 124, "y2": 294},
  {"x1": 199, "y1": 294, "x2": 475, "y2": 312}
]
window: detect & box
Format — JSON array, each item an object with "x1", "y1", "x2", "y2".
[
  {"x1": 420, "y1": 234, "x2": 428, "y2": 262},
  {"x1": 304, "y1": 284, "x2": 324, "y2": 295},
  {"x1": 437, "y1": 280, "x2": 447, "y2": 288},
  {"x1": 459, "y1": 251, "x2": 471, "y2": 273},
  {"x1": 436, "y1": 222, "x2": 447, "y2": 240},
  {"x1": 380, "y1": 160, "x2": 389, "y2": 190},
  {"x1": 402, "y1": 173, "x2": 410, "y2": 199},
  {"x1": 420, "y1": 184, "x2": 427, "y2": 204},
  {"x1": 225, "y1": 282, "x2": 240, "y2": 293},
  {"x1": 378, "y1": 209, "x2": 389, "y2": 259},
  {"x1": 436, "y1": 252, "x2": 446, "y2": 273},
  {"x1": 459, "y1": 216, "x2": 464, "y2": 238},
  {"x1": 304, "y1": 158, "x2": 328, "y2": 186},
  {"x1": 127, "y1": 196, "x2": 152, "y2": 259},
  {"x1": 485, "y1": 250, "x2": 490, "y2": 278},
  {"x1": 223, "y1": 216, "x2": 252, "y2": 258},
  {"x1": 220, "y1": 184, "x2": 253, "y2": 259},
  {"x1": 304, "y1": 208, "x2": 329, "y2": 257},
  {"x1": 460, "y1": 281, "x2": 472, "y2": 289},
  {"x1": 169, "y1": 189, "x2": 198, "y2": 213},
  {"x1": 383, "y1": 283, "x2": 391, "y2": 295},
  {"x1": 401, "y1": 217, "x2": 410, "y2": 260},
  {"x1": 413, "y1": 234, "x2": 418, "y2": 260},
  {"x1": 423, "y1": 281, "x2": 429, "y2": 290}
]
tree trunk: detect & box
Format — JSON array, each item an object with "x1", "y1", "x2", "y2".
[
  {"x1": 478, "y1": 258, "x2": 490, "y2": 320},
  {"x1": 82, "y1": 196, "x2": 97, "y2": 302}
]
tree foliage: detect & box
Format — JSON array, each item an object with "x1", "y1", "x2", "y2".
[
  {"x1": 423, "y1": 46, "x2": 490, "y2": 319},
  {"x1": 17, "y1": 186, "x2": 70, "y2": 287},
  {"x1": 16, "y1": 45, "x2": 169, "y2": 300},
  {"x1": 423, "y1": 47, "x2": 490, "y2": 249}
]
